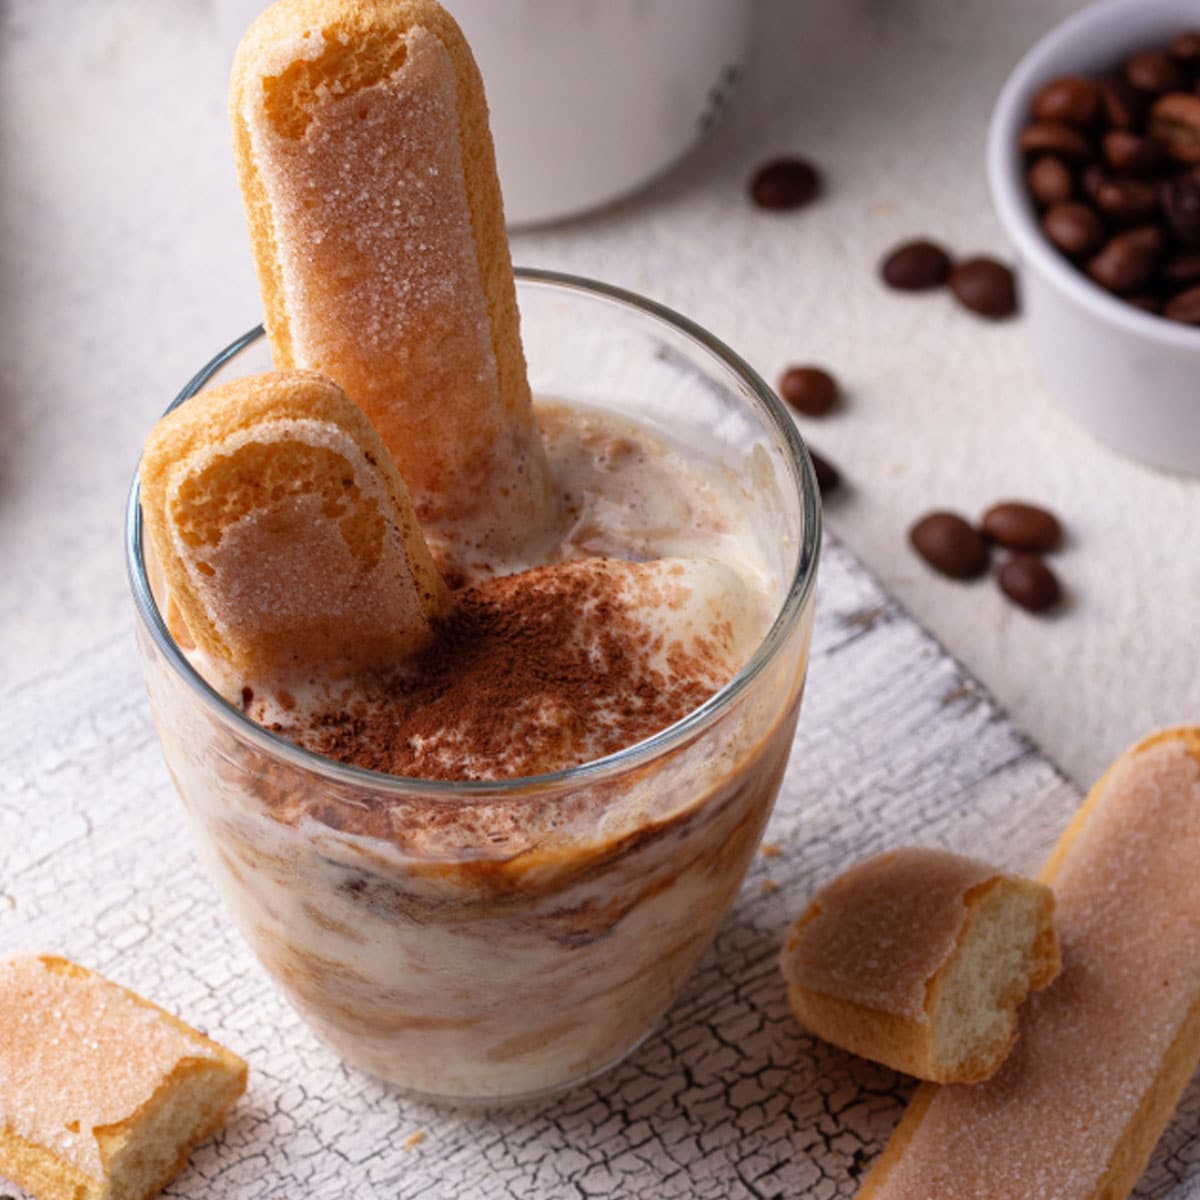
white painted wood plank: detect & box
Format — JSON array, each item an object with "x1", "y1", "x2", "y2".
[{"x1": 1, "y1": 535, "x2": 1195, "y2": 1199}]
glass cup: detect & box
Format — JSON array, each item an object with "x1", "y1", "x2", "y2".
[{"x1": 126, "y1": 269, "x2": 821, "y2": 1103}]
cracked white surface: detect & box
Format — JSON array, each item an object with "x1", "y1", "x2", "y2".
[{"x1": 2, "y1": 539, "x2": 1197, "y2": 1198}]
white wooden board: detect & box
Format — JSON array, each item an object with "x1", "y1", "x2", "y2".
[{"x1": 2, "y1": 535, "x2": 1197, "y2": 1199}]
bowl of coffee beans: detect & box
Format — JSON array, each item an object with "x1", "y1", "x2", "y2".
[{"x1": 988, "y1": 0, "x2": 1200, "y2": 476}]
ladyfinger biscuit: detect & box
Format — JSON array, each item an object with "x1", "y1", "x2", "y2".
[
  {"x1": 858, "y1": 727, "x2": 1200, "y2": 1200},
  {"x1": 0, "y1": 955, "x2": 247, "y2": 1200},
  {"x1": 139, "y1": 370, "x2": 449, "y2": 684},
  {"x1": 781, "y1": 848, "x2": 1059, "y2": 1083},
  {"x1": 230, "y1": 0, "x2": 555, "y2": 552}
]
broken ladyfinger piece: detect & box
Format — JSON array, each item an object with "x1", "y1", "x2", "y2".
[
  {"x1": 781, "y1": 847, "x2": 1060, "y2": 1084},
  {"x1": 0, "y1": 955, "x2": 247, "y2": 1200}
]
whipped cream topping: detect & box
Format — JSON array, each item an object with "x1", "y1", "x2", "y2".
[{"x1": 185, "y1": 398, "x2": 775, "y2": 782}]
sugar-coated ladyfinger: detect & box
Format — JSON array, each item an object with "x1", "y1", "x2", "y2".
[
  {"x1": 858, "y1": 727, "x2": 1200, "y2": 1200},
  {"x1": 0, "y1": 955, "x2": 247, "y2": 1200},
  {"x1": 139, "y1": 370, "x2": 449, "y2": 685},
  {"x1": 781, "y1": 847, "x2": 1059, "y2": 1083},
  {"x1": 230, "y1": 0, "x2": 555, "y2": 556}
]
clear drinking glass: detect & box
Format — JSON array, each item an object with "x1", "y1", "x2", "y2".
[{"x1": 126, "y1": 269, "x2": 821, "y2": 1103}]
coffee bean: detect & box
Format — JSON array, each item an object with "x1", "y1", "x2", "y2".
[
  {"x1": 1164, "y1": 283, "x2": 1200, "y2": 323},
  {"x1": 947, "y1": 258, "x2": 1018, "y2": 319},
  {"x1": 1149, "y1": 92, "x2": 1200, "y2": 162},
  {"x1": 1170, "y1": 32, "x2": 1200, "y2": 64},
  {"x1": 750, "y1": 158, "x2": 821, "y2": 209},
  {"x1": 1126, "y1": 224, "x2": 1166, "y2": 254},
  {"x1": 1128, "y1": 225, "x2": 1166, "y2": 253},
  {"x1": 1022, "y1": 38, "x2": 1200, "y2": 321},
  {"x1": 880, "y1": 239, "x2": 953, "y2": 290},
  {"x1": 909, "y1": 512, "x2": 990, "y2": 579},
  {"x1": 1098, "y1": 75, "x2": 1146, "y2": 130},
  {"x1": 1081, "y1": 162, "x2": 1108, "y2": 201},
  {"x1": 808, "y1": 449, "x2": 841, "y2": 495},
  {"x1": 1103, "y1": 129, "x2": 1162, "y2": 173},
  {"x1": 1127, "y1": 292, "x2": 1164, "y2": 314},
  {"x1": 1161, "y1": 169, "x2": 1200, "y2": 245},
  {"x1": 1164, "y1": 250, "x2": 1200, "y2": 283},
  {"x1": 1094, "y1": 175, "x2": 1159, "y2": 222},
  {"x1": 779, "y1": 365, "x2": 840, "y2": 416},
  {"x1": 980, "y1": 502, "x2": 1063, "y2": 553},
  {"x1": 997, "y1": 555, "x2": 1062, "y2": 613},
  {"x1": 1087, "y1": 226, "x2": 1163, "y2": 293},
  {"x1": 1027, "y1": 155, "x2": 1075, "y2": 206},
  {"x1": 1125, "y1": 49, "x2": 1185, "y2": 95},
  {"x1": 1033, "y1": 76, "x2": 1101, "y2": 126},
  {"x1": 1042, "y1": 202, "x2": 1106, "y2": 257},
  {"x1": 1019, "y1": 120, "x2": 1093, "y2": 161}
]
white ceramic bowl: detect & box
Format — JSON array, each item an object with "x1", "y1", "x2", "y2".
[{"x1": 988, "y1": 0, "x2": 1200, "y2": 476}]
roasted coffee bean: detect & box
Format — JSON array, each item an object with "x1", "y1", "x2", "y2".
[
  {"x1": 1019, "y1": 120, "x2": 1093, "y2": 161},
  {"x1": 880, "y1": 239, "x2": 953, "y2": 290},
  {"x1": 1027, "y1": 155, "x2": 1075, "y2": 206},
  {"x1": 1081, "y1": 161, "x2": 1108, "y2": 201},
  {"x1": 779, "y1": 365, "x2": 840, "y2": 416},
  {"x1": 997, "y1": 555, "x2": 1062, "y2": 613},
  {"x1": 1125, "y1": 49, "x2": 1184, "y2": 95},
  {"x1": 1149, "y1": 92, "x2": 1200, "y2": 162},
  {"x1": 909, "y1": 512, "x2": 990, "y2": 579},
  {"x1": 1094, "y1": 175, "x2": 1159, "y2": 222},
  {"x1": 980, "y1": 502, "x2": 1063, "y2": 553},
  {"x1": 1125, "y1": 224, "x2": 1166, "y2": 254},
  {"x1": 947, "y1": 258, "x2": 1018, "y2": 319},
  {"x1": 808, "y1": 449, "x2": 841, "y2": 495},
  {"x1": 1170, "y1": 31, "x2": 1200, "y2": 64},
  {"x1": 1161, "y1": 169, "x2": 1200, "y2": 244},
  {"x1": 1164, "y1": 283, "x2": 1200, "y2": 322},
  {"x1": 1033, "y1": 76, "x2": 1100, "y2": 126},
  {"x1": 1164, "y1": 250, "x2": 1200, "y2": 283},
  {"x1": 750, "y1": 157, "x2": 821, "y2": 209},
  {"x1": 1023, "y1": 41, "x2": 1200, "y2": 320},
  {"x1": 1127, "y1": 292, "x2": 1163, "y2": 313},
  {"x1": 1098, "y1": 75, "x2": 1146, "y2": 130},
  {"x1": 1103, "y1": 129, "x2": 1162, "y2": 173},
  {"x1": 1042, "y1": 202, "x2": 1106, "y2": 257},
  {"x1": 1087, "y1": 226, "x2": 1163, "y2": 293}
]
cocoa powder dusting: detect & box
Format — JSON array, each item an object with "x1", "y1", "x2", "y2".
[{"x1": 290, "y1": 560, "x2": 719, "y2": 780}]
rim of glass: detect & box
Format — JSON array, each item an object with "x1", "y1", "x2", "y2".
[{"x1": 125, "y1": 267, "x2": 821, "y2": 798}]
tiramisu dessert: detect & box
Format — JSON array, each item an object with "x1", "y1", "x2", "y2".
[{"x1": 133, "y1": 0, "x2": 814, "y2": 1100}]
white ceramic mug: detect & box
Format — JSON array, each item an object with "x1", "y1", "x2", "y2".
[{"x1": 444, "y1": 0, "x2": 750, "y2": 226}]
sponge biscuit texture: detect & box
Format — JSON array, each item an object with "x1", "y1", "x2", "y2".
[
  {"x1": 139, "y1": 369, "x2": 448, "y2": 683},
  {"x1": 781, "y1": 847, "x2": 1059, "y2": 1084},
  {"x1": 0, "y1": 955, "x2": 247, "y2": 1200},
  {"x1": 230, "y1": 0, "x2": 553, "y2": 546}
]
